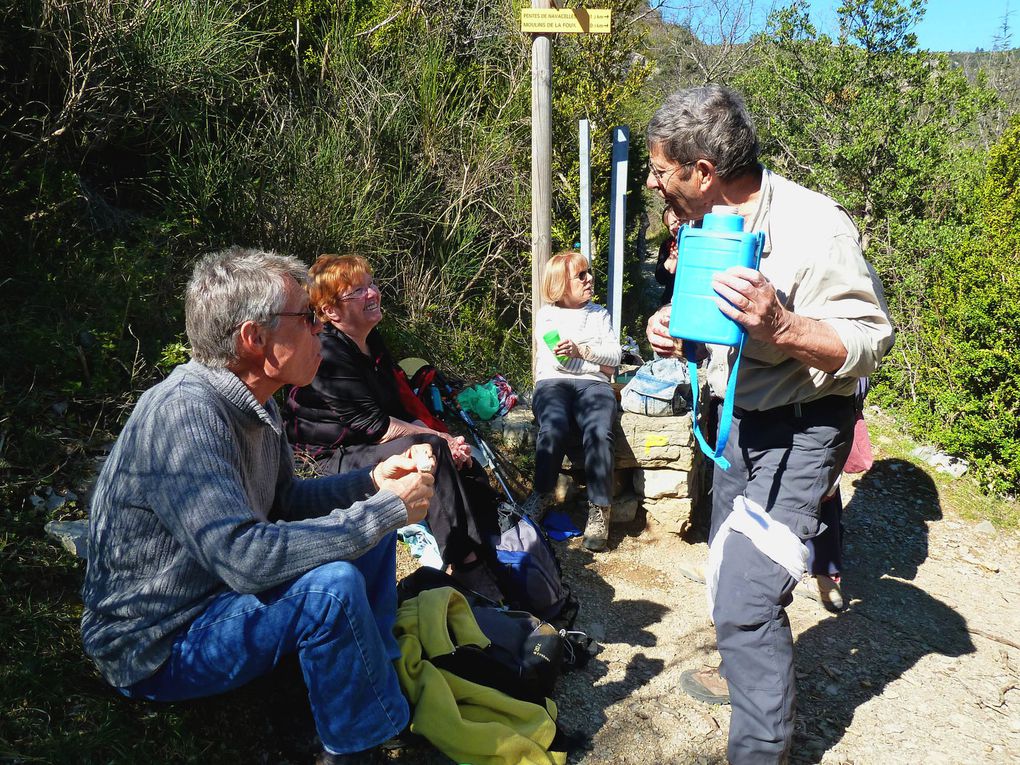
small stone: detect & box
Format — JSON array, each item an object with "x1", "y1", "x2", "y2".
[
  {"x1": 44, "y1": 519, "x2": 89, "y2": 558},
  {"x1": 611, "y1": 493, "x2": 640, "y2": 523},
  {"x1": 824, "y1": 683, "x2": 840, "y2": 696},
  {"x1": 586, "y1": 621, "x2": 606, "y2": 642},
  {"x1": 936, "y1": 460, "x2": 968, "y2": 478},
  {"x1": 975, "y1": 520, "x2": 996, "y2": 536},
  {"x1": 45, "y1": 493, "x2": 68, "y2": 511}
]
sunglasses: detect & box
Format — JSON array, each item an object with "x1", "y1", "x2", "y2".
[{"x1": 270, "y1": 308, "x2": 321, "y2": 327}]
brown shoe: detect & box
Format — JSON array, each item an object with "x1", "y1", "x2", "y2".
[
  {"x1": 798, "y1": 574, "x2": 846, "y2": 612},
  {"x1": 679, "y1": 667, "x2": 730, "y2": 705}
]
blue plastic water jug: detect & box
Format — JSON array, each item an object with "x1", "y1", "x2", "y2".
[
  {"x1": 668, "y1": 208, "x2": 765, "y2": 346},
  {"x1": 667, "y1": 206, "x2": 765, "y2": 471}
]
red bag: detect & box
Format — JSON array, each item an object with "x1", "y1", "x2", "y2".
[
  {"x1": 392, "y1": 365, "x2": 447, "y2": 433},
  {"x1": 843, "y1": 412, "x2": 873, "y2": 474}
]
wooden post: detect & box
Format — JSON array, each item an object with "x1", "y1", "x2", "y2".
[{"x1": 531, "y1": 0, "x2": 552, "y2": 379}]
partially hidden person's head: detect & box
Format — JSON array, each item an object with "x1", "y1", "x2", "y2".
[
  {"x1": 186, "y1": 246, "x2": 323, "y2": 391},
  {"x1": 646, "y1": 85, "x2": 760, "y2": 222},
  {"x1": 307, "y1": 254, "x2": 382, "y2": 336},
  {"x1": 662, "y1": 207, "x2": 681, "y2": 236},
  {"x1": 542, "y1": 250, "x2": 593, "y2": 309}
]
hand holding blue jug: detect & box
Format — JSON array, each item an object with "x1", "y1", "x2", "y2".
[{"x1": 668, "y1": 205, "x2": 765, "y2": 470}]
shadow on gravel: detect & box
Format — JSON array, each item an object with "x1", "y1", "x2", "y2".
[
  {"x1": 791, "y1": 458, "x2": 975, "y2": 763},
  {"x1": 545, "y1": 510, "x2": 674, "y2": 762}
]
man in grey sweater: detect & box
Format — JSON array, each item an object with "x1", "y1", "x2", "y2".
[{"x1": 81, "y1": 247, "x2": 434, "y2": 765}]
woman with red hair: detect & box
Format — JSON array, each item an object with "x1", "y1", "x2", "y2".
[{"x1": 285, "y1": 254, "x2": 501, "y2": 598}]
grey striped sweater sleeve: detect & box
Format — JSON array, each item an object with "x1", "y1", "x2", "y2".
[{"x1": 147, "y1": 394, "x2": 407, "y2": 594}]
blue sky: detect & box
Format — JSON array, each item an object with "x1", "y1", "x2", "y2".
[
  {"x1": 664, "y1": 1, "x2": 1016, "y2": 53},
  {"x1": 806, "y1": 0, "x2": 1015, "y2": 52}
]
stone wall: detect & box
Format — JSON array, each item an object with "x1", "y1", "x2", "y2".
[{"x1": 494, "y1": 405, "x2": 709, "y2": 535}]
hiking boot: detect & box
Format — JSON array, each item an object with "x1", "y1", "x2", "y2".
[
  {"x1": 679, "y1": 667, "x2": 730, "y2": 705},
  {"x1": 798, "y1": 574, "x2": 845, "y2": 612},
  {"x1": 582, "y1": 501, "x2": 609, "y2": 551},
  {"x1": 521, "y1": 491, "x2": 552, "y2": 523}
]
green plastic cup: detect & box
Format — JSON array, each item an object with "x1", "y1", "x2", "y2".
[{"x1": 542, "y1": 329, "x2": 568, "y2": 363}]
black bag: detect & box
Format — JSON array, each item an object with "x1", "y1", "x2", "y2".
[
  {"x1": 397, "y1": 575, "x2": 594, "y2": 706},
  {"x1": 432, "y1": 605, "x2": 564, "y2": 705},
  {"x1": 494, "y1": 503, "x2": 578, "y2": 628}
]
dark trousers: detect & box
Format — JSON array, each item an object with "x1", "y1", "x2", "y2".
[
  {"x1": 533, "y1": 378, "x2": 617, "y2": 507},
  {"x1": 809, "y1": 491, "x2": 844, "y2": 576},
  {"x1": 326, "y1": 434, "x2": 500, "y2": 567},
  {"x1": 710, "y1": 395, "x2": 854, "y2": 765}
]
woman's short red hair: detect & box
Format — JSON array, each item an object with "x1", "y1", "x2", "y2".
[{"x1": 308, "y1": 254, "x2": 373, "y2": 315}]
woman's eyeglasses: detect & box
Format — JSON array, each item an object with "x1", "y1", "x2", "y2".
[{"x1": 338, "y1": 281, "x2": 378, "y2": 301}]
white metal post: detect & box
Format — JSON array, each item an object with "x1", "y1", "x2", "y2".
[{"x1": 607, "y1": 125, "x2": 629, "y2": 339}]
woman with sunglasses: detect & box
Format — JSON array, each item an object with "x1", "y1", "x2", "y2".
[
  {"x1": 523, "y1": 251, "x2": 622, "y2": 551},
  {"x1": 284, "y1": 254, "x2": 502, "y2": 599}
]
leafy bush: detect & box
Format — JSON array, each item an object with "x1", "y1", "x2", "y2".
[{"x1": 905, "y1": 117, "x2": 1020, "y2": 493}]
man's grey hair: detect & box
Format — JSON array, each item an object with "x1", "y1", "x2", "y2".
[
  {"x1": 185, "y1": 246, "x2": 309, "y2": 368},
  {"x1": 647, "y1": 85, "x2": 759, "y2": 180}
]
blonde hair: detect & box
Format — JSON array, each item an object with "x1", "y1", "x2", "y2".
[
  {"x1": 541, "y1": 251, "x2": 588, "y2": 305},
  {"x1": 308, "y1": 254, "x2": 372, "y2": 316}
]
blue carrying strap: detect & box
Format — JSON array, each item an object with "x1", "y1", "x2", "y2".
[
  {"x1": 688, "y1": 333, "x2": 746, "y2": 472},
  {"x1": 680, "y1": 227, "x2": 764, "y2": 472}
]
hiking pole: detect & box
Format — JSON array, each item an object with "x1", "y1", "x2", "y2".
[{"x1": 432, "y1": 372, "x2": 519, "y2": 506}]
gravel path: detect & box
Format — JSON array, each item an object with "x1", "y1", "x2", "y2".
[{"x1": 384, "y1": 411, "x2": 1020, "y2": 765}]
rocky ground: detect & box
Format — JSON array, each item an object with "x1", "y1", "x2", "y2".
[{"x1": 380, "y1": 409, "x2": 1020, "y2": 765}]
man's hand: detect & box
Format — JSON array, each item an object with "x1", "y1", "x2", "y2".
[
  {"x1": 371, "y1": 453, "x2": 435, "y2": 524},
  {"x1": 646, "y1": 305, "x2": 707, "y2": 363},
  {"x1": 408, "y1": 443, "x2": 437, "y2": 474},
  {"x1": 646, "y1": 304, "x2": 679, "y2": 357},
  {"x1": 712, "y1": 266, "x2": 790, "y2": 344},
  {"x1": 712, "y1": 266, "x2": 848, "y2": 372}
]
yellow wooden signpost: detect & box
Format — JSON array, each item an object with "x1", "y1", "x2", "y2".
[{"x1": 521, "y1": 8, "x2": 612, "y2": 34}]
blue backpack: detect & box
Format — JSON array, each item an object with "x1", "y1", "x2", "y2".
[{"x1": 495, "y1": 503, "x2": 578, "y2": 628}]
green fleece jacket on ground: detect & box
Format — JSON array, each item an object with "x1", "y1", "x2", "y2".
[{"x1": 394, "y1": 587, "x2": 567, "y2": 765}]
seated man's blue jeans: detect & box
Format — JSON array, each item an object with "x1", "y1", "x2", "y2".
[{"x1": 120, "y1": 533, "x2": 408, "y2": 756}]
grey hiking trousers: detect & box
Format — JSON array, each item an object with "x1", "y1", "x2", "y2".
[{"x1": 710, "y1": 394, "x2": 855, "y2": 765}]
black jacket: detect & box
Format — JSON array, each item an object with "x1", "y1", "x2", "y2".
[{"x1": 284, "y1": 324, "x2": 412, "y2": 453}]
